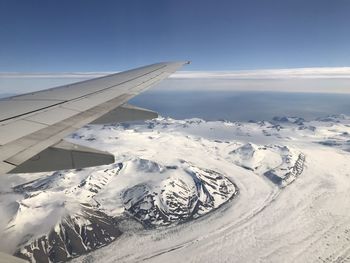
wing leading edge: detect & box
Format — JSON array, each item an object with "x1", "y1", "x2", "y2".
[{"x1": 0, "y1": 61, "x2": 189, "y2": 174}]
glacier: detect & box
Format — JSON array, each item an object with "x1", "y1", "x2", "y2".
[{"x1": 0, "y1": 115, "x2": 350, "y2": 262}]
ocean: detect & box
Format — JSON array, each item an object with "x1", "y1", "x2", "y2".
[{"x1": 130, "y1": 90, "x2": 350, "y2": 121}]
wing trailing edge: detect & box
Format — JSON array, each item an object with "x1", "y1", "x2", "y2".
[{"x1": 9, "y1": 140, "x2": 114, "y2": 173}]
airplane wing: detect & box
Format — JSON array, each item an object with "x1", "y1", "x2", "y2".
[{"x1": 0, "y1": 61, "x2": 189, "y2": 174}]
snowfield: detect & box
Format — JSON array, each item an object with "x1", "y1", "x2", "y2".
[{"x1": 0, "y1": 115, "x2": 350, "y2": 262}]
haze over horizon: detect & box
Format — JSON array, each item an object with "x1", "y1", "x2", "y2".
[{"x1": 2, "y1": 66, "x2": 350, "y2": 94}]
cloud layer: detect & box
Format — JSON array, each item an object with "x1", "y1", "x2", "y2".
[
  {"x1": 2, "y1": 67, "x2": 350, "y2": 79},
  {"x1": 1, "y1": 67, "x2": 350, "y2": 94},
  {"x1": 0, "y1": 72, "x2": 115, "y2": 79},
  {"x1": 171, "y1": 67, "x2": 350, "y2": 79}
]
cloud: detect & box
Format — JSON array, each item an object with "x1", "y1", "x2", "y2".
[
  {"x1": 0, "y1": 67, "x2": 350, "y2": 79},
  {"x1": 0, "y1": 72, "x2": 115, "y2": 79},
  {"x1": 170, "y1": 67, "x2": 350, "y2": 79},
  {"x1": 1, "y1": 67, "x2": 350, "y2": 95},
  {"x1": 2, "y1": 67, "x2": 350, "y2": 80}
]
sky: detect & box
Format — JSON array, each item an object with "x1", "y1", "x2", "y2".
[{"x1": 1, "y1": 0, "x2": 350, "y2": 72}]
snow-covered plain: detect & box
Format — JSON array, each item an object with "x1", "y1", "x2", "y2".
[{"x1": 1, "y1": 115, "x2": 350, "y2": 262}]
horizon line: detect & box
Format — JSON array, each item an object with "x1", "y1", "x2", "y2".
[{"x1": 1, "y1": 66, "x2": 350, "y2": 79}]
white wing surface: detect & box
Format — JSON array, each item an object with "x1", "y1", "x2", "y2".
[{"x1": 0, "y1": 61, "x2": 189, "y2": 174}]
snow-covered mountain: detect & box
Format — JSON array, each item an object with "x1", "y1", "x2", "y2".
[
  {"x1": 0, "y1": 114, "x2": 350, "y2": 263},
  {"x1": 7, "y1": 157, "x2": 237, "y2": 262}
]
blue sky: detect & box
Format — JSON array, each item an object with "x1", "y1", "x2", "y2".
[{"x1": 1, "y1": 0, "x2": 350, "y2": 72}]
